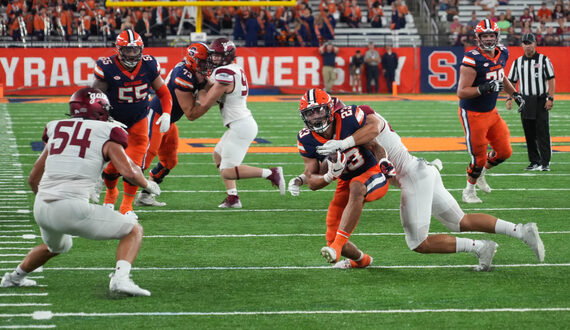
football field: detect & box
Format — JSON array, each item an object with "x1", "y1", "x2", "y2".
[{"x1": 1, "y1": 97, "x2": 569, "y2": 328}]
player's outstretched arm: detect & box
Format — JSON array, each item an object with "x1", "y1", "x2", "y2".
[
  {"x1": 28, "y1": 149, "x2": 48, "y2": 195},
  {"x1": 104, "y1": 142, "x2": 160, "y2": 195},
  {"x1": 316, "y1": 111, "x2": 381, "y2": 156},
  {"x1": 187, "y1": 82, "x2": 229, "y2": 121},
  {"x1": 176, "y1": 89, "x2": 196, "y2": 119}
]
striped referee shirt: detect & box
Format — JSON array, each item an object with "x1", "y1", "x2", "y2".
[{"x1": 508, "y1": 52, "x2": 555, "y2": 96}]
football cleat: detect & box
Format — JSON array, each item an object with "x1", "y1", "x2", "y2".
[
  {"x1": 134, "y1": 191, "x2": 166, "y2": 207},
  {"x1": 462, "y1": 188, "x2": 482, "y2": 204},
  {"x1": 109, "y1": 273, "x2": 150, "y2": 296},
  {"x1": 476, "y1": 175, "x2": 492, "y2": 194},
  {"x1": 524, "y1": 163, "x2": 542, "y2": 171},
  {"x1": 268, "y1": 167, "x2": 286, "y2": 196},
  {"x1": 218, "y1": 194, "x2": 242, "y2": 208},
  {"x1": 332, "y1": 255, "x2": 373, "y2": 269},
  {"x1": 320, "y1": 246, "x2": 339, "y2": 263},
  {"x1": 473, "y1": 240, "x2": 498, "y2": 271},
  {"x1": 521, "y1": 223, "x2": 545, "y2": 262},
  {"x1": 124, "y1": 210, "x2": 138, "y2": 220},
  {"x1": 1, "y1": 273, "x2": 37, "y2": 288}
]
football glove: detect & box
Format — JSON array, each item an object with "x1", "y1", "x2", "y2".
[
  {"x1": 323, "y1": 151, "x2": 347, "y2": 183},
  {"x1": 316, "y1": 137, "x2": 355, "y2": 156},
  {"x1": 512, "y1": 92, "x2": 526, "y2": 113},
  {"x1": 379, "y1": 158, "x2": 396, "y2": 178},
  {"x1": 477, "y1": 80, "x2": 503, "y2": 95},
  {"x1": 288, "y1": 174, "x2": 306, "y2": 197},
  {"x1": 155, "y1": 113, "x2": 171, "y2": 133},
  {"x1": 145, "y1": 180, "x2": 161, "y2": 196}
]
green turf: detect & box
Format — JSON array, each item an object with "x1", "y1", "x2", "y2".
[{"x1": 0, "y1": 98, "x2": 569, "y2": 329}]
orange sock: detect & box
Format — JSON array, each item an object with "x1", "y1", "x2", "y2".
[
  {"x1": 104, "y1": 187, "x2": 119, "y2": 205},
  {"x1": 330, "y1": 230, "x2": 350, "y2": 261},
  {"x1": 119, "y1": 181, "x2": 138, "y2": 214},
  {"x1": 349, "y1": 253, "x2": 372, "y2": 268}
]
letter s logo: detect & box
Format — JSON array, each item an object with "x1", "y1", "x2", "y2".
[{"x1": 428, "y1": 51, "x2": 457, "y2": 89}]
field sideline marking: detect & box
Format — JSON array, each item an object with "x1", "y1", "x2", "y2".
[
  {"x1": 1, "y1": 263, "x2": 568, "y2": 272},
  {"x1": 1, "y1": 307, "x2": 570, "y2": 320},
  {"x1": 133, "y1": 207, "x2": 570, "y2": 213}
]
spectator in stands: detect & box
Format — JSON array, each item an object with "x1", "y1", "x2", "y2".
[
  {"x1": 446, "y1": 0, "x2": 459, "y2": 22},
  {"x1": 345, "y1": 2, "x2": 362, "y2": 28},
  {"x1": 32, "y1": 7, "x2": 45, "y2": 41},
  {"x1": 349, "y1": 49, "x2": 364, "y2": 93},
  {"x1": 498, "y1": 0, "x2": 509, "y2": 4},
  {"x1": 301, "y1": 7, "x2": 319, "y2": 46},
  {"x1": 520, "y1": 8, "x2": 534, "y2": 29},
  {"x1": 167, "y1": 8, "x2": 180, "y2": 35},
  {"x1": 505, "y1": 9, "x2": 515, "y2": 26},
  {"x1": 396, "y1": 0, "x2": 409, "y2": 15},
  {"x1": 497, "y1": 12, "x2": 511, "y2": 32},
  {"x1": 439, "y1": 0, "x2": 450, "y2": 12},
  {"x1": 59, "y1": 4, "x2": 73, "y2": 41},
  {"x1": 316, "y1": 9, "x2": 335, "y2": 43},
  {"x1": 263, "y1": 17, "x2": 278, "y2": 46},
  {"x1": 467, "y1": 11, "x2": 479, "y2": 30},
  {"x1": 150, "y1": 6, "x2": 167, "y2": 40},
  {"x1": 77, "y1": 8, "x2": 91, "y2": 41},
  {"x1": 100, "y1": 12, "x2": 116, "y2": 41},
  {"x1": 319, "y1": 42, "x2": 338, "y2": 92},
  {"x1": 233, "y1": 10, "x2": 246, "y2": 41},
  {"x1": 505, "y1": 25, "x2": 521, "y2": 46},
  {"x1": 381, "y1": 45, "x2": 398, "y2": 93},
  {"x1": 120, "y1": 15, "x2": 135, "y2": 32},
  {"x1": 488, "y1": 7, "x2": 499, "y2": 22},
  {"x1": 134, "y1": 10, "x2": 152, "y2": 46},
  {"x1": 476, "y1": 0, "x2": 498, "y2": 11},
  {"x1": 552, "y1": 4, "x2": 566, "y2": 20},
  {"x1": 537, "y1": 2, "x2": 553, "y2": 22},
  {"x1": 449, "y1": 15, "x2": 462, "y2": 33},
  {"x1": 293, "y1": 16, "x2": 310, "y2": 46},
  {"x1": 536, "y1": 20, "x2": 547, "y2": 44},
  {"x1": 364, "y1": 42, "x2": 380, "y2": 94},
  {"x1": 529, "y1": 5, "x2": 538, "y2": 21},
  {"x1": 556, "y1": 17, "x2": 570, "y2": 35},
  {"x1": 368, "y1": 1, "x2": 383, "y2": 28},
  {"x1": 543, "y1": 26, "x2": 562, "y2": 45},
  {"x1": 244, "y1": 10, "x2": 261, "y2": 46}
]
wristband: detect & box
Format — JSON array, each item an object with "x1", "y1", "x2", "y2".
[
  {"x1": 547, "y1": 95, "x2": 554, "y2": 101},
  {"x1": 323, "y1": 173, "x2": 334, "y2": 183},
  {"x1": 342, "y1": 136, "x2": 356, "y2": 149}
]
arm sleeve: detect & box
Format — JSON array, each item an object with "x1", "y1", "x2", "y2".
[{"x1": 155, "y1": 83, "x2": 173, "y2": 115}]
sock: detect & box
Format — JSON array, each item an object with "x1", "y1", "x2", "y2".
[
  {"x1": 115, "y1": 260, "x2": 131, "y2": 278},
  {"x1": 456, "y1": 237, "x2": 478, "y2": 253},
  {"x1": 104, "y1": 186, "x2": 119, "y2": 204},
  {"x1": 465, "y1": 181, "x2": 476, "y2": 191},
  {"x1": 330, "y1": 230, "x2": 350, "y2": 259},
  {"x1": 11, "y1": 264, "x2": 28, "y2": 280},
  {"x1": 495, "y1": 219, "x2": 523, "y2": 239},
  {"x1": 261, "y1": 169, "x2": 272, "y2": 178},
  {"x1": 227, "y1": 188, "x2": 238, "y2": 196},
  {"x1": 120, "y1": 181, "x2": 138, "y2": 214}
]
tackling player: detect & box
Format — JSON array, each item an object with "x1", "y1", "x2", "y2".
[
  {"x1": 135, "y1": 42, "x2": 211, "y2": 207},
  {"x1": 296, "y1": 88, "x2": 393, "y2": 268},
  {"x1": 188, "y1": 37, "x2": 285, "y2": 208},
  {"x1": 92, "y1": 29, "x2": 172, "y2": 218},
  {"x1": 293, "y1": 98, "x2": 545, "y2": 271},
  {"x1": 457, "y1": 19, "x2": 524, "y2": 204},
  {"x1": 1, "y1": 88, "x2": 160, "y2": 296}
]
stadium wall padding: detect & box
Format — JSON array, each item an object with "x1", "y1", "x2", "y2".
[{"x1": 0, "y1": 46, "x2": 567, "y2": 96}]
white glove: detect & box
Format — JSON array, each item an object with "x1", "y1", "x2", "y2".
[
  {"x1": 145, "y1": 180, "x2": 161, "y2": 196},
  {"x1": 155, "y1": 113, "x2": 171, "y2": 133},
  {"x1": 430, "y1": 158, "x2": 443, "y2": 171},
  {"x1": 288, "y1": 174, "x2": 306, "y2": 197},
  {"x1": 323, "y1": 151, "x2": 347, "y2": 183},
  {"x1": 316, "y1": 136, "x2": 355, "y2": 156},
  {"x1": 379, "y1": 158, "x2": 396, "y2": 178}
]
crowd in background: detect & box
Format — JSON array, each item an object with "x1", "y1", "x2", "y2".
[
  {"x1": 433, "y1": 0, "x2": 570, "y2": 46},
  {"x1": 0, "y1": 0, "x2": 411, "y2": 46}
]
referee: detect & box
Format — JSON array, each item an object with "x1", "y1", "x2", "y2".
[{"x1": 507, "y1": 33, "x2": 556, "y2": 172}]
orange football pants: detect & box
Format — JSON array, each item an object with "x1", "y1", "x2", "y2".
[
  {"x1": 459, "y1": 107, "x2": 512, "y2": 168},
  {"x1": 325, "y1": 164, "x2": 389, "y2": 245},
  {"x1": 105, "y1": 117, "x2": 149, "y2": 174},
  {"x1": 143, "y1": 116, "x2": 179, "y2": 172}
]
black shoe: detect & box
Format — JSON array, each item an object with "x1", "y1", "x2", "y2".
[
  {"x1": 541, "y1": 165, "x2": 550, "y2": 172},
  {"x1": 524, "y1": 163, "x2": 542, "y2": 171}
]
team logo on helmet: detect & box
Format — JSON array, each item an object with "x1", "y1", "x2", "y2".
[
  {"x1": 299, "y1": 88, "x2": 334, "y2": 134},
  {"x1": 69, "y1": 87, "x2": 112, "y2": 122},
  {"x1": 209, "y1": 37, "x2": 236, "y2": 68},
  {"x1": 185, "y1": 42, "x2": 211, "y2": 75}
]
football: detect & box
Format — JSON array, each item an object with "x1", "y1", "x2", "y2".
[{"x1": 319, "y1": 153, "x2": 337, "y2": 174}]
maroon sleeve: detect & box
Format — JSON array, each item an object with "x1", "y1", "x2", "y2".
[
  {"x1": 358, "y1": 105, "x2": 375, "y2": 115},
  {"x1": 42, "y1": 127, "x2": 49, "y2": 143},
  {"x1": 109, "y1": 127, "x2": 128, "y2": 149}
]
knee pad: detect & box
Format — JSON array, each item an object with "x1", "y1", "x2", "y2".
[
  {"x1": 487, "y1": 151, "x2": 507, "y2": 167},
  {"x1": 49, "y1": 236, "x2": 73, "y2": 254},
  {"x1": 467, "y1": 164, "x2": 483, "y2": 179},
  {"x1": 150, "y1": 162, "x2": 170, "y2": 184},
  {"x1": 102, "y1": 171, "x2": 121, "y2": 182}
]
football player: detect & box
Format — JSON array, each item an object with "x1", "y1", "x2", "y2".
[
  {"x1": 296, "y1": 88, "x2": 393, "y2": 268},
  {"x1": 188, "y1": 37, "x2": 285, "y2": 208},
  {"x1": 135, "y1": 42, "x2": 211, "y2": 207},
  {"x1": 92, "y1": 29, "x2": 172, "y2": 218},
  {"x1": 299, "y1": 99, "x2": 545, "y2": 271},
  {"x1": 457, "y1": 19, "x2": 524, "y2": 203},
  {"x1": 0, "y1": 87, "x2": 160, "y2": 296}
]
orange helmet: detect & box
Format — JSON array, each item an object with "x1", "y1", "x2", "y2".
[
  {"x1": 185, "y1": 42, "x2": 211, "y2": 75},
  {"x1": 474, "y1": 19, "x2": 500, "y2": 51},
  {"x1": 115, "y1": 29, "x2": 144, "y2": 69},
  {"x1": 299, "y1": 88, "x2": 334, "y2": 133}
]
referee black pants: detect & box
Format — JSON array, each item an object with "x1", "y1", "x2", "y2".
[{"x1": 521, "y1": 97, "x2": 551, "y2": 167}]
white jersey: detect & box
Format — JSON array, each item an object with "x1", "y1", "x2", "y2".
[
  {"x1": 211, "y1": 63, "x2": 252, "y2": 127},
  {"x1": 373, "y1": 112, "x2": 415, "y2": 176},
  {"x1": 38, "y1": 118, "x2": 128, "y2": 202}
]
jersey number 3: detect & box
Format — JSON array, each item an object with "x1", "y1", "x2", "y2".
[{"x1": 50, "y1": 121, "x2": 92, "y2": 158}]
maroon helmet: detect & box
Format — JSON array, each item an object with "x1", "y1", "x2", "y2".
[
  {"x1": 69, "y1": 87, "x2": 112, "y2": 121},
  {"x1": 209, "y1": 37, "x2": 236, "y2": 67}
]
